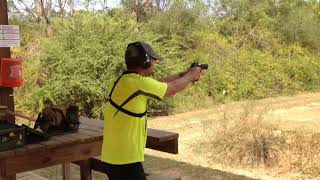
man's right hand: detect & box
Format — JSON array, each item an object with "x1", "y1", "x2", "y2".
[{"x1": 187, "y1": 67, "x2": 202, "y2": 82}]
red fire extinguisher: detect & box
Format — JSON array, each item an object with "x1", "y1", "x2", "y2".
[{"x1": 0, "y1": 58, "x2": 23, "y2": 88}]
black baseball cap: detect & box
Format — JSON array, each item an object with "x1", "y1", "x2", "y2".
[{"x1": 126, "y1": 41, "x2": 163, "y2": 61}]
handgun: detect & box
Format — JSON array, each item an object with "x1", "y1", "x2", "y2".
[{"x1": 190, "y1": 62, "x2": 208, "y2": 70}]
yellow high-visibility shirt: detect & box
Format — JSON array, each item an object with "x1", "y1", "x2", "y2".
[{"x1": 101, "y1": 73, "x2": 167, "y2": 165}]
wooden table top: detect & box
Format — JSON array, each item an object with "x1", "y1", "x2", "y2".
[
  {"x1": 0, "y1": 117, "x2": 179, "y2": 177},
  {"x1": 0, "y1": 117, "x2": 179, "y2": 159}
]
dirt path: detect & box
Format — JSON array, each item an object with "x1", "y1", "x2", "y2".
[{"x1": 145, "y1": 92, "x2": 320, "y2": 180}]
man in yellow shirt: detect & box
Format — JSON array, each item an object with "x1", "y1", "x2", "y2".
[{"x1": 101, "y1": 41, "x2": 202, "y2": 180}]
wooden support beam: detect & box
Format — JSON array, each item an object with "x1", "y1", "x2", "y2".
[
  {"x1": 79, "y1": 160, "x2": 92, "y2": 180},
  {"x1": 0, "y1": 0, "x2": 14, "y2": 122},
  {"x1": 0, "y1": 160, "x2": 15, "y2": 180},
  {"x1": 62, "y1": 163, "x2": 70, "y2": 180},
  {"x1": 146, "y1": 129, "x2": 179, "y2": 154}
]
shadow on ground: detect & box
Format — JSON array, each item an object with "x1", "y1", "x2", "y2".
[
  {"x1": 31, "y1": 155, "x2": 256, "y2": 180},
  {"x1": 143, "y1": 155, "x2": 256, "y2": 180}
]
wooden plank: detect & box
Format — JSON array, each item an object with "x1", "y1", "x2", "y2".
[
  {"x1": 79, "y1": 117, "x2": 179, "y2": 153},
  {"x1": 14, "y1": 144, "x2": 49, "y2": 156},
  {"x1": 5, "y1": 140, "x2": 102, "y2": 175},
  {"x1": 79, "y1": 117, "x2": 103, "y2": 127},
  {"x1": 0, "y1": 150, "x2": 14, "y2": 159},
  {"x1": 146, "y1": 138, "x2": 178, "y2": 154},
  {"x1": 74, "y1": 131, "x2": 99, "y2": 141},
  {"x1": 147, "y1": 129, "x2": 179, "y2": 143},
  {"x1": 79, "y1": 124, "x2": 103, "y2": 132},
  {"x1": 79, "y1": 118, "x2": 179, "y2": 143},
  {"x1": 13, "y1": 147, "x2": 27, "y2": 156},
  {"x1": 78, "y1": 129, "x2": 102, "y2": 136},
  {"x1": 50, "y1": 133, "x2": 82, "y2": 145},
  {"x1": 77, "y1": 129, "x2": 102, "y2": 141},
  {"x1": 62, "y1": 163, "x2": 70, "y2": 180},
  {"x1": 79, "y1": 159, "x2": 92, "y2": 180},
  {"x1": 39, "y1": 127, "x2": 102, "y2": 149},
  {"x1": 24, "y1": 143, "x2": 45, "y2": 153},
  {"x1": 22, "y1": 131, "x2": 92, "y2": 150},
  {"x1": 0, "y1": 159, "x2": 15, "y2": 180},
  {"x1": 63, "y1": 132, "x2": 94, "y2": 143},
  {"x1": 39, "y1": 139, "x2": 63, "y2": 149}
]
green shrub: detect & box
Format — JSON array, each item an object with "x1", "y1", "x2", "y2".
[{"x1": 12, "y1": 5, "x2": 320, "y2": 118}]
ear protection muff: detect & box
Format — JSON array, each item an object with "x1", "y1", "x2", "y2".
[{"x1": 126, "y1": 42, "x2": 151, "y2": 69}]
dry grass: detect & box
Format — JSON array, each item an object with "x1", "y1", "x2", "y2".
[
  {"x1": 202, "y1": 103, "x2": 320, "y2": 178},
  {"x1": 280, "y1": 131, "x2": 320, "y2": 176}
]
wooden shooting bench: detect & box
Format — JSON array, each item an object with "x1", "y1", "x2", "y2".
[{"x1": 0, "y1": 117, "x2": 180, "y2": 180}]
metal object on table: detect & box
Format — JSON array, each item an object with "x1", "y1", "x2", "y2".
[
  {"x1": 0, "y1": 122, "x2": 25, "y2": 151},
  {"x1": 0, "y1": 122, "x2": 50, "y2": 152},
  {"x1": 0, "y1": 106, "x2": 50, "y2": 151}
]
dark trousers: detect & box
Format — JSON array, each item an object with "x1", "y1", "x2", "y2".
[{"x1": 101, "y1": 162, "x2": 147, "y2": 180}]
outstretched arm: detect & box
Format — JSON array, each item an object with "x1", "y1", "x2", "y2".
[
  {"x1": 158, "y1": 71, "x2": 187, "y2": 83},
  {"x1": 164, "y1": 67, "x2": 201, "y2": 97}
]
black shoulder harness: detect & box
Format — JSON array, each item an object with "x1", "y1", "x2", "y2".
[{"x1": 107, "y1": 72, "x2": 161, "y2": 118}]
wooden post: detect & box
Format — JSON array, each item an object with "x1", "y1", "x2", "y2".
[
  {"x1": 62, "y1": 163, "x2": 70, "y2": 180},
  {"x1": 0, "y1": 160, "x2": 16, "y2": 180},
  {"x1": 0, "y1": 0, "x2": 14, "y2": 122},
  {"x1": 79, "y1": 160, "x2": 92, "y2": 180}
]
